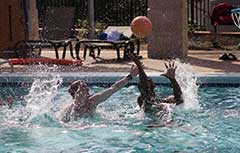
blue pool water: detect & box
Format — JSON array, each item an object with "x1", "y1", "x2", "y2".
[{"x1": 0, "y1": 70, "x2": 240, "y2": 152}]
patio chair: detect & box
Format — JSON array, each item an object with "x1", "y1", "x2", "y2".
[
  {"x1": 14, "y1": 7, "x2": 77, "y2": 59},
  {"x1": 75, "y1": 26, "x2": 140, "y2": 60}
]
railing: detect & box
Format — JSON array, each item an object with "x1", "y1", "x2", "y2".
[
  {"x1": 37, "y1": 0, "x2": 147, "y2": 27},
  {"x1": 37, "y1": 0, "x2": 211, "y2": 29},
  {"x1": 187, "y1": 0, "x2": 210, "y2": 29}
]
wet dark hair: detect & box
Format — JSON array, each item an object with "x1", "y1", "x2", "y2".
[{"x1": 68, "y1": 80, "x2": 87, "y2": 97}]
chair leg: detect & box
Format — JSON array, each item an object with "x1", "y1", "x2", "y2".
[
  {"x1": 89, "y1": 47, "x2": 96, "y2": 59},
  {"x1": 75, "y1": 42, "x2": 81, "y2": 60},
  {"x1": 29, "y1": 48, "x2": 34, "y2": 57},
  {"x1": 38, "y1": 48, "x2": 42, "y2": 56},
  {"x1": 123, "y1": 49, "x2": 127, "y2": 59},
  {"x1": 116, "y1": 47, "x2": 120, "y2": 60},
  {"x1": 123, "y1": 44, "x2": 128, "y2": 59},
  {"x1": 69, "y1": 42, "x2": 75, "y2": 59},
  {"x1": 83, "y1": 46, "x2": 87, "y2": 60},
  {"x1": 53, "y1": 46, "x2": 59, "y2": 59},
  {"x1": 97, "y1": 47, "x2": 101, "y2": 57},
  {"x1": 62, "y1": 44, "x2": 67, "y2": 59}
]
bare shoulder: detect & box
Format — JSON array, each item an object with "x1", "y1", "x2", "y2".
[
  {"x1": 87, "y1": 95, "x2": 99, "y2": 109},
  {"x1": 88, "y1": 91, "x2": 108, "y2": 106}
]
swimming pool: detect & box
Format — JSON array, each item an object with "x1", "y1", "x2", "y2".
[{"x1": 0, "y1": 72, "x2": 240, "y2": 153}]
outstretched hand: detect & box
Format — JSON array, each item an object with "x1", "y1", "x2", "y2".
[{"x1": 161, "y1": 61, "x2": 177, "y2": 80}]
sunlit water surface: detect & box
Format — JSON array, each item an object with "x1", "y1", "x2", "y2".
[
  {"x1": 1, "y1": 81, "x2": 240, "y2": 152},
  {"x1": 0, "y1": 64, "x2": 240, "y2": 152}
]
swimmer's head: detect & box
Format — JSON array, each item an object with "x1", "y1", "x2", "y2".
[{"x1": 69, "y1": 80, "x2": 89, "y2": 98}]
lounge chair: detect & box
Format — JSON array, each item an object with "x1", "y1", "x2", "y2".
[
  {"x1": 14, "y1": 7, "x2": 77, "y2": 59},
  {"x1": 75, "y1": 26, "x2": 140, "y2": 60}
]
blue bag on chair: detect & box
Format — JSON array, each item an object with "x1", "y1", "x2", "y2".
[
  {"x1": 98, "y1": 32, "x2": 108, "y2": 40},
  {"x1": 107, "y1": 30, "x2": 122, "y2": 41}
]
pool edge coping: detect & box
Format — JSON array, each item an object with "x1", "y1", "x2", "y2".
[{"x1": 0, "y1": 72, "x2": 240, "y2": 85}]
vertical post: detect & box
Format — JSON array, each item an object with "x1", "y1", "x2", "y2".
[
  {"x1": 23, "y1": 0, "x2": 29, "y2": 41},
  {"x1": 8, "y1": 5, "x2": 13, "y2": 41},
  {"x1": 200, "y1": 0, "x2": 202, "y2": 26},
  {"x1": 203, "y1": 0, "x2": 206, "y2": 26},
  {"x1": 196, "y1": 0, "x2": 198, "y2": 26},
  {"x1": 130, "y1": 0, "x2": 133, "y2": 20},
  {"x1": 191, "y1": 0, "x2": 194, "y2": 25},
  {"x1": 148, "y1": 0, "x2": 188, "y2": 59},
  {"x1": 28, "y1": 0, "x2": 39, "y2": 40},
  {"x1": 88, "y1": 0, "x2": 95, "y2": 39}
]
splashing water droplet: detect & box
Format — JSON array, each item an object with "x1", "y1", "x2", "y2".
[
  {"x1": 175, "y1": 60, "x2": 200, "y2": 110},
  {"x1": 24, "y1": 74, "x2": 63, "y2": 122}
]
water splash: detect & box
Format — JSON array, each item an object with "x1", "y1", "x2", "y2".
[
  {"x1": 154, "y1": 103, "x2": 175, "y2": 123},
  {"x1": 175, "y1": 60, "x2": 200, "y2": 110},
  {"x1": 25, "y1": 76, "x2": 62, "y2": 121},
  {"x1": 0, "y1": 65, "x2": 64, "y2": 126},
  {"x1": 26, "y1": 64, "x2": 60, "y2": 73}
]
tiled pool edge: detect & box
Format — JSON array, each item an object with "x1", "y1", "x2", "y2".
[{"x1": 0, "y1": 72, "x2": 240, "y2": 87}]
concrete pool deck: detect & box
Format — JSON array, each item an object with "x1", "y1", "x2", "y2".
[{"x1": 0, "y1": 49, "x2": 240, "y2": 74}]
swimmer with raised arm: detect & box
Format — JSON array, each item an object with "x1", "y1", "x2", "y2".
[
  {"x1": 141, "y1": 61, "x2": 183, "y2": 117},
  {"x1": 127, "y1": 51, "x2": 183, "y2": 117},
  {"x1": 161, "y1": 61, "x2": 183, "y2": 105},
  {"x1": 60, "y1": 65, "x2": 139, "y2": 123}
]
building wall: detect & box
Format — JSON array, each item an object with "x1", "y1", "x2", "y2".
[
  {"x1": 0, "y1": 0, "x2": 39, "y2": 57},
  {"x1": 0, "y1": 0, "x2": 25, "y2": 53}
]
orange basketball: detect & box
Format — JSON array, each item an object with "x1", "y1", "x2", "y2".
[{"x1": 130, "y1": 16, "x2": 152, "y2": 38}]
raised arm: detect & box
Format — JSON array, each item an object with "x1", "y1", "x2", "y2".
[
  {"x1": 89, "y1": 65, "x2": 139, "y2": 106},
  {"x1": 161, "y1": 61, "x2": 183, "y2": 105}
]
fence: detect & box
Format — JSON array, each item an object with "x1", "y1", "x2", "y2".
[
  {"x1": 37, "y1": 0, "x2": 211, "y2": 29},
  {"x1": 187, "y1": 0, "x2": 211, "y2": 30},
  {"x1": 37, "y1": 0, "x2": 148, "y2": 27}
]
